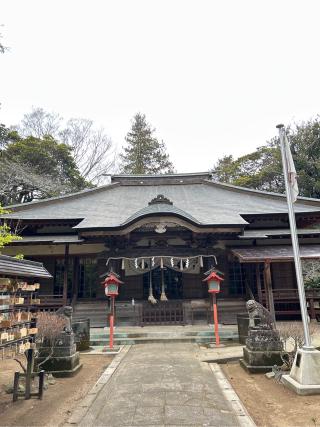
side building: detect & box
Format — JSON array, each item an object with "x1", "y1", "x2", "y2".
[{"x1": 2, "y1": 172, "x2": 320, "y2": 325}]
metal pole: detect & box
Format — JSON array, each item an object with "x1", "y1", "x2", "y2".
[{"x1": 277, "y1": 124, "x2": 312, "y2": 349}]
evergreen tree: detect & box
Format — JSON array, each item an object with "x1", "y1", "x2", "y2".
[
  {"x1": 120, "y1": 113, "x2": 175, "y2": 174},
  {"x1": 1, "y1": 133, "x2": 89, "y2": 205},
  {"x1": 211, "y1": 117, "x2": 320, "y2": 198},
  {"x1": 0, "y1": 205, "x2": 21, "y2": 251}
]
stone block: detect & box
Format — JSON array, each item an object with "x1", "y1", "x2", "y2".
[
  {"x1": 240, "y1": 358, "x2": 275, "y2": 374},
  {"x1": 72, "y1": 318, "x2": 90, "y2": 351},
  {"x1": 38, "y1": 344, "x2": 77, "y2": 357},
  {"x1": 243, "y1": 347, "x2": 283, "y2": 367},
  {"x1": 265, "y1": 371, "x2": 275, "y2": 379},
  {"x1": 290, "y1": 348, "x2": 320, "y2": 385},
  {"x1": 282, "y1": 348, "x2": 320, "y2": 395},
  {"x1": 36, "y1": 351, "x2": 82, "y2": 377},
  {"x1": 282, "y1": 374, "x2": 320, "y2": 396},
  {"x1": 246, "y1": 328, "x2": 283, "y2": 352}
]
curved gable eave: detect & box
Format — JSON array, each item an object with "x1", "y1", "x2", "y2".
[{"x1": 77, "y1": 215, "x2": 245, "y2": 236}]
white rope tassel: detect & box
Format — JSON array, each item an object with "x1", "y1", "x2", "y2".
[
  {"x1": 180, "y1": 259, "x2": 183, "y2": 271},
  {"x1": 160, "y1": 269, "x2": 168, "y2": 301},
  {"x1": 142, "y1": 258, "x2": 145, "y2": 269},
  {"x1": 200, "y1": 256, "x2": 203, "y2": 268},
  {"x1": 148, "y1": 271, "x2": 157, "y2": 304},
  {"x1": 160, "y1": 257, "x2": 164, "y2": 269},
  {"x1": 121, "y1": 258, "x2": 125, "y2": 270}
]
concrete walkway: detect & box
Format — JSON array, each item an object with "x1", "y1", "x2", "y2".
[{"x1": 75, "y1": 343, "x2": 249, "y2": 426}]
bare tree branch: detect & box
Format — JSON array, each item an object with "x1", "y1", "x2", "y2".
[
  {"x1": 60, "y1": 118, "x2": 115, "y2": 184},
  {"x1": 16, "y1": 109, "x2": 116, "y2": 185},
  {"x1": 0, "y1": 27, "x2": 8, "y2": 54},
  {"x1": 17, "y1": 108, "x2": 62, "y2": 139}
]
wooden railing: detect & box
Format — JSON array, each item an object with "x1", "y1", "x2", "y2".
[
  {"x1": 140, "y1": 301, "x2": 185, "y2": 326},
  {"x1": 261, "y1": 288, "x2": 320, "y2": 319},
  {"x1": 19, "y1": 294, "x2": 64, "y2": 311}
]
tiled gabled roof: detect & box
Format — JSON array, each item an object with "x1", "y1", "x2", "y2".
[{"x1": 2, "y1": 173, "x2": 320, "y2": 230}]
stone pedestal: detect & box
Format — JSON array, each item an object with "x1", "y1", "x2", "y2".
[
  {"x1": 36, "y1": 333, "x2": 82, "y2": 377},
  {"x1": 240, "y1": 327, "x2": 283, "y2": 373},
  {"x1": 72, "y1": 318, "x2": 90, "y2": 351},
  {"x1": 282, "y1": 348, "x2": 320, "y2": 395}
]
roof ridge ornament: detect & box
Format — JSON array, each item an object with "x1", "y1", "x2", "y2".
[{"x1": 148, "y1": 194, "x2": 173, "y2": 206}]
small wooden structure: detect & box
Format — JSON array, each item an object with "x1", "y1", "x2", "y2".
[
  {"x1": 0, "y1": 255, "x2": 52, "y2": 401},
  {"x1": 232, "y1": 246, "x2": 320, "y2": 320}
]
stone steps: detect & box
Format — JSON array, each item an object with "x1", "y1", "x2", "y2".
[
  {"x1": 89, "y1": 327, "x2": 239, "y2": 346},
  {"x1": 73, "y1": 299, "x2": 247, "y2": 327}
]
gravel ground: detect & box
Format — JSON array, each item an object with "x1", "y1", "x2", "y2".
[
  {"x1": 223, "y1": 362, "x2": 320, "y2": 427},
  {"x1": 0, "y1": 354, "x2": 113, "y2": 427}
]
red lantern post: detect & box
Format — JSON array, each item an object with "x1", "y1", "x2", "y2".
[
  {"x1": 102, "y1": 273, "x2": 123, "y2": 350},
  {"x1": 203, "y1": 271, "x2": 224, "y2": 346}
]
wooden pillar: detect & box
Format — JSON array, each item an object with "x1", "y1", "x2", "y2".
[
  {"x1": 244, "y1": 265, "x2": 254, "y2": 299},
  {"x1": 264, "y1": 260, "x2": 276, "y2": 322},
  {"x1": 308, "y1": 289, "x2": 316, "y2": 321},
  {"x1": 63, "y1": 244, "x2": 70, "y2": 306},
  {"x1": 72, "y1": 256, "x2": 79, "y2": 306},
  {"x1": 256, "y1": 264, "x2": 263, "y2": 304}
]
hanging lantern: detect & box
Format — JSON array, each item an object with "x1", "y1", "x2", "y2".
[
  {"x1": 202, "y1": 271, "x2": 224, "y2": 293},
  {"x1": 102, "y1": 273, "x2": 124, "y2": 297}
]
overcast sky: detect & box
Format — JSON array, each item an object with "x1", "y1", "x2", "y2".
[{"x1": 1, "y1": 0, "x2": 320, "y2": 173}]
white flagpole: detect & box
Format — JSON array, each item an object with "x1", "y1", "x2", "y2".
[{"x1": 277, "y1": 124, "x2": 312, "y2": 349}]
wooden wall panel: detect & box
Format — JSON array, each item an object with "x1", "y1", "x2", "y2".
[
  {"x1": 271, "y1": 262, "x2": 297, "y2": 289},
  {"x1": 118, "y1": 275, "x2": 143, "y2": 300},
  {"x1": 182, "y1": 274, "x2": 205, "y2": 299}
]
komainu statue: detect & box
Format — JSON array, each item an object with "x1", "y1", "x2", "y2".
[
  {"x1": 240, "y1": 299, "x2": 283, "y2": 373},
  {"x1": 56, "y1": 305, "x2": 73, "y2": 334},
  {"x1": 246, "y1": 299, "x2": 275, "y2": 330}
]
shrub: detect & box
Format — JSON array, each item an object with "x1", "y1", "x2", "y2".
[{"x1": 277, "y1": 321, "x2": 318, "y2": 368}]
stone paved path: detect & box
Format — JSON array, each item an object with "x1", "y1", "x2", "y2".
[{"x1": 79, "y1": 343, "x2": 242, "y2": 426}]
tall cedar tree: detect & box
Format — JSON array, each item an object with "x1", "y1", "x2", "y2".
[{"x1": 120, "y1": 113, "x2": 174, "y2": 174}]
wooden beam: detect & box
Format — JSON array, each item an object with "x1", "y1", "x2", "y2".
[
  {"x1": 63, "y1": 244, "x2": 70, "y2": 306},
  {"x1": 264, "y1": 260, "x2": 276, "y2": 322}
]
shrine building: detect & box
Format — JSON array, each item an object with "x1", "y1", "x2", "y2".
[{"x1": 2, "y1": 172, "x2": 320, "y2": 326}]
